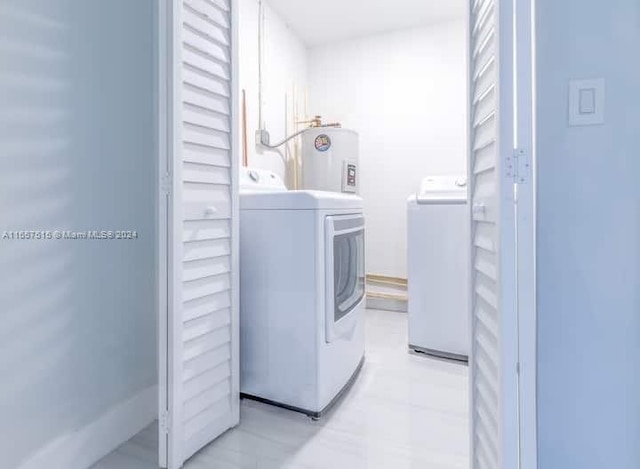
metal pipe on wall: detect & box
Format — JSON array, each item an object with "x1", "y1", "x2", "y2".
[
  {"x1": 242, "y1": 89, "x2": 248, "y2": 166},
  {"x1": 257, "y1": 0, "x2": 265, "y2": 131}
]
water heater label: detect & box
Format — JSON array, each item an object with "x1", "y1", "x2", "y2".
[
  {"x1": 342, "y1": 161, "x2": 357, "y2": 193},
  {"x1": 314, "y1": 134, "x2": 332, "y2": 152}
]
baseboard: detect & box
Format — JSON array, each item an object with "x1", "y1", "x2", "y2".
[
  {"x1": 365, "y1": 273, "x2": 408, "y2": 313},
  {"x1": 365, "y1": 273, "x2": 408, "y2": 288},
  {"x1": 366, "y1": 295, "x2": 408, "y2": 312},
  {"x1": 18, "y1": 385, "x2": 157, "y2": 469}
]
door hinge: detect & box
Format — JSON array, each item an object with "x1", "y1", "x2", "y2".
[
  {"x1": 160, "y1": 410, "x2": 171, "y2": 434},
  {"x1": 506, "y1": 148, "x2": 530, "y2": 184},
  {"x1": 161, "y1": 171, "x2": 172, "y2": 195}
]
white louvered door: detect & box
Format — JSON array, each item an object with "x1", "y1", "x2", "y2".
[
  {"x1": 467, "y1": 0, "x2": 522, "y2": 468},
  {"x1": 159, "y1": 0, "x2": 239, "y2": 467}
]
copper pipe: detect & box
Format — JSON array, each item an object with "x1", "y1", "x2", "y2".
[
  {"x1": 284, "y1": 92, "x2": 291, "y2": 188},
  {"x1": 293, "y1": 86, "x2": 298, "y2": 190},
  {"x1": 295, "y1": 116, "x2": 342, "y2": 128},
  {"x1": 242, "y1": 89, "x2": 248, "y2": 167},
  {"x1": 296, "y1": 115, "x2": 323, "y2": 127}
]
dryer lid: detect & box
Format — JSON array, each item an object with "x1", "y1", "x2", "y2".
[{"x1": 241, "y1": 190, "x2": 363, "y2": 210}]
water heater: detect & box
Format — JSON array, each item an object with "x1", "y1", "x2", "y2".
[{"x1": 301, "y1": 128, "x2": 359, "y2": 194}]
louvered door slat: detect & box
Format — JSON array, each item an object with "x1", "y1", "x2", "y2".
[
  {"x1": 183, "y1": 47, "x2": 230, "y2": 81},
  {"x1": 183, "y1": 161, "x2": 231, "y2": 184},
  {"x1": 183, "y1": 309, "x2": 232, "y2": 342},
  {"x1": 473, "y1": 59, "x2": 496, "y2": 101},
  {"x1": 473, "y1": 91, "x2": 495, "y2": 126},
  {"x1": 182, "y1": 27, "x2": 230, "y2": 64},
  {"x1": 184, "y1": 64, "x2": 230, "y2": 95},
  {"x1": 162, "y1": 0, "x2": 238, "y2": 466},
  {"x1": 183, "y1": 238, "x2": 230, "y2": 262},
  {"x1": 186, "y1": 0, "x2": 230, "y2": 17},
  {"x1": 183, "y1": 256, "x2": 231, "y2": 282},
  {"x1": 183, "y1": 5, "x2": 230, "y2": 45},
  {"x1": 183, "y1": 325, "x2": 230, "y2": 363},
  {"x1": 182, "y1": 290, "x2": 231, "y2": 323},
  {"x1": 183, "y1": 142, "x2": 230, "y2": 166},
  {"x1": 183, "y1": 399, "x2": 230, "y2": 447},
  {"x1": 182, "y1": 273, "x2": 231, "y2": 303},
  {"x1": 183, "y1": 219, "x2": 231, "y2": 242},
  {"x1": 183, "y1": 102, "x2": 231, "y2": 132},
  {"x1": 183, "y1": 344, "x2": 231, "y2": 382},
  {"x1": 474, "y1": 249, "x2": 498, "y2": 280},
  {"x1": 183, "y1": 122, "x2": 230, "y2": 148},
  {"x1": 183, "y1": 376, "x2": 231, "y2": 421}
]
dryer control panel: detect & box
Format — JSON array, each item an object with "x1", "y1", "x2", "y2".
[{"x1": 240, "y1": 167, "x2": 286, "y2": 192}]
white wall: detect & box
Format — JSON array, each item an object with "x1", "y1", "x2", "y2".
[
  {"x1": 0, "y1": 1, "x2": 156, "y2": 467},
  {"x1": 536, "y1": 1, "x2": 640, "y2": 467},
  {"x1": 308, "y1": 21, "x2": 467, "y2": 278},
  {"x1": 238, "y1": 0, "x2": 308, "y2": 184}
]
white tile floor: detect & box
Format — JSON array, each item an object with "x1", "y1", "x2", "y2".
[{"x1": 93, "y1": 309, "x2": 469, "y2": 469}]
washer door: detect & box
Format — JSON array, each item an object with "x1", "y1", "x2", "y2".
[{"x1": 325, "y1": 214, "x2": 365, "y2": 343}]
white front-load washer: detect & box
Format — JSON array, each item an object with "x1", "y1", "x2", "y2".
[{"x1": 239, "y1": 168, "x2": 365, "y2": 418}]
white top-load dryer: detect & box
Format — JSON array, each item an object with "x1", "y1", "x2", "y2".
[
  {"x1": 240, "y1": 168, "x2": 366, "y2": 418},
  {"x1": 407, "y1": 176, "x2": 470, "y2": 361}
]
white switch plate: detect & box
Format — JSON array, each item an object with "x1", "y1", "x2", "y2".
[{"x1": 569, "y1": 79, "x2": 605, "y2": 126}]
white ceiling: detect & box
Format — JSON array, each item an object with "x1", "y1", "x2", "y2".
[{"x1": 267, "y1": 0, "x2": 466, "y2": 47}]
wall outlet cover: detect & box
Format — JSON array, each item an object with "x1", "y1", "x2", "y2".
[{"x1": 569, "y1": 79, "x2": 605, "y2": 126}]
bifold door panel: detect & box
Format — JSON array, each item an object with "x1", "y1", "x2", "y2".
[
  {"x1": 160, "y1": 0, "x2": 239, "y2": 467},
  {"x1": 468, "y1": 0, "x2": 519, "y2": 468}
]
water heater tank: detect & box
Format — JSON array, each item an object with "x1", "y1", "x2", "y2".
[{"x1": 301, "y1": 128, "x2": 359, "y2": 194}]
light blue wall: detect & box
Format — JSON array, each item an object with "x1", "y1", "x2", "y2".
[
  {"x1": 0, "y1": 1, "x2": 156, "y2": 466},
  {"x1": 536, "y1": 0, "x2": 640, "y2": 467}
]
